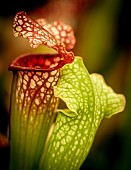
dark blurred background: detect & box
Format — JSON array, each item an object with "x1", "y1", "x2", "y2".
[{"x1": 0, "y1": 0, "x2": 130, "y2": 169}]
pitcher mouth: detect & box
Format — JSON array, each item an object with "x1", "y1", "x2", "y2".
[{"x1": 8, "y1": 53, "x2": 65, "y2": 72}]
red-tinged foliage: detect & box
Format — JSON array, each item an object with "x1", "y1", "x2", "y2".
[{"x1": 13, "y1": 11, "x2": 76, "y2": 66}]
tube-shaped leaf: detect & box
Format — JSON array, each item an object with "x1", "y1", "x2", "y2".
[
  {"x1": 9, "y1": 53, "x2": 61, "y2": 170},
  {"x1": 10, "y1": 11, "x2": 77, "y2": 170},
  {"x1": 40, "y1": 57, "x2": 126, "y2": 170}
]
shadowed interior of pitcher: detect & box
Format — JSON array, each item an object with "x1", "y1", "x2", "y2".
[{"x1": 8, "y1": 53, "x2": 65, "y2": 71}]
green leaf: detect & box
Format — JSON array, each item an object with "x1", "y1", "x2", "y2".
[
  {"x1": 90, "y1": 73, "x2": 126, "y2": 118},
  {"x1": 54, "y1": 56, "x2": 95, "y2": 116},
  {"x1": 40, "y1": 57, "x2": 126, "y2": 170}
]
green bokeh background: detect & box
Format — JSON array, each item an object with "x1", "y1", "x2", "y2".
[{"x1": 0, "y1": 0, "x2": 130, "y2": 169}]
